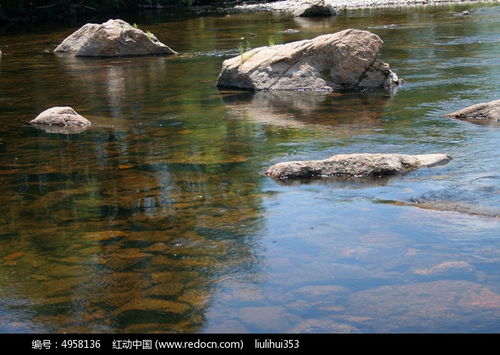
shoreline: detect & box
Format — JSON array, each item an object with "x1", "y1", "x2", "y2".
[
  {"x1": 1, "y1": 0, "x2": 498, "y2": 28},
  {"x1": 231, "y1": 0, "x2": 500, "y2": 13}
]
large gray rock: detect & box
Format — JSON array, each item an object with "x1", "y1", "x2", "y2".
[
  {"x1": 216, "y1": 29, "x2": 401, "y2": 91},
  {"x1": 446, "y1": 99, "x2": 500, "y2": 123},
  {"x1": 54, "y1": 19, "x2": 177, "y2": 57},
  {"x1": 30, "y1": 107, "x2": 91, "y2": 133},
  {"x1": 265, "y1": 153, "x2": 452, "y2": 179},
  {"x1": 293, "y1": 0, "x2": 337, "y2": 17}
]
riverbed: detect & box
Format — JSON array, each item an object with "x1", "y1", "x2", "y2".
[{"x1": 0, "y1": 3, "x2": 499, "y2": 332}]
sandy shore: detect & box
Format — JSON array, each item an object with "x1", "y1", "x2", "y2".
[{"x1": 233, "y1": 0, "x2": 499, "y2": 12}]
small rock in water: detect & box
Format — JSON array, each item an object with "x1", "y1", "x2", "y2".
[
  {"x1": 279, "y1": 28, "x2": 301, "y2": 34},
  {"x1": 369, "y1": 24, "x2": 399, "y2": 29},
  {"x1": 30, "y1": 107, "x2": 91, "y2": 133}
]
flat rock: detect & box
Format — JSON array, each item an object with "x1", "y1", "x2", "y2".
[
  {"x1": 265, "y1": 153, "x2": 452, "y2": 179},
  {"x1": 446, "y1": 99, "x2": 500, "y2": 123},
  {"x1": 216, "y1": 29, "x2": 401, "y2": 91},
  {"x1": 30, "y1": 107, "x2": 91, "y2": 133},
  {"x1": 54, "y1": 19, "x2": 177, "y2": 57},
  {"x1": 293, "y1": 0, "x2": 337, "y2": 17}
]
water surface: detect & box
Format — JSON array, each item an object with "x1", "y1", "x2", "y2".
[{"x1": 0, "y1": 4, "x2": 499, "y2": 333}]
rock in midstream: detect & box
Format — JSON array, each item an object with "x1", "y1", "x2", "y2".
[
  {"x1": 54, "y1": 19, "x2": 177, "y2": 57},
  {"x1": 30, "y1": 106, "x2": 91, "y2": 133},
  {"x1": 446, "y1": 99, "x2": 500, "y2": 123},
  {"x1": 265, "y1": 153, "x2": 452, "y2": 179},
  {"x1": 216, "y1": 29, "x2": 401, "y2": 91}
]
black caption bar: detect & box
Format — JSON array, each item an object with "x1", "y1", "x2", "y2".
[{"x1": 4, "y1": 333, "x2": 498, "y2": 354}]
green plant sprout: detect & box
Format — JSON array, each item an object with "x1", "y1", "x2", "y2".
[
  {"x1": 237, "y1": 38, "x2": 251, "y2": 64},
  {"x1": 268, "y1": 35, "x2": 277, "y2": 46}
]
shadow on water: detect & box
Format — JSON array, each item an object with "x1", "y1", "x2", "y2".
[{"x1": 265, "y1": 174, "x2": 397, "y2": 187}]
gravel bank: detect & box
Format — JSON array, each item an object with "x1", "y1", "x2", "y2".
[{"x1": 234, "y1": 0, "x2": 499, "y2": 12}]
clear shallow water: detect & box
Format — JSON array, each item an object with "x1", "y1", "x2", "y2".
[{"x1": 0, "y1": 4, "x2": 499, "y2": 333}]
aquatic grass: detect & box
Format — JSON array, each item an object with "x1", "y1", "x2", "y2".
[
  {"x1": 267, "y1": 35, "x2": 277, "y2": 47},
  {"x1": 237, "y1": 38, "x2": 251, "y2": 64}
]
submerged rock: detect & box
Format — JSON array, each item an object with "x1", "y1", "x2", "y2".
[
  {"x1": 293, "y1": 0, "x2": 337, "y2": 17},
  {"x1": 216, "y1": 29, "x2": 401, "y2": 91},
  {"x1": 30, "y1": 107, "x2": 91, "y2": 133},
  {"x1": 446, "y1": 99, "x2": 500, "y2": 123},
  {"x1": 239, "y1": 306, "x2": 299, "y2": 331},
  {"x1": 54, "y1": 19, "x2": 177, "y2": 57},
  {"x1": 379, "y1": 199, "x2": 500, "y2": 219},
  {"x1": 347, "y1": 280, "x2": 500, "y2": 332},
  {"x1": 395, "y1": 177, "x2": 500, "y2": 218},
  {"x1": 265, "y1": 153, "x2": 451, "y2": 179},
  {"x1": 290, "y1": 318, "x2": 359, "y2": 333}
]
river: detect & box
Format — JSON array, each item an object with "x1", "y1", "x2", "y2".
[{"x1": 0, "y1": 3, "x2": 499, "y2": 332}]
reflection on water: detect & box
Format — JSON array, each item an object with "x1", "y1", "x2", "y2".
[
  {"x1": 54, "y1": 55, "x2": 171, "y2": 124},
  {"x1": 221, "y1": 90, "x2": 390, "y2": 133},
  {"x1": 0, "y1": 132, "x2": 264, "y2": 332},
  {"x1": 0, "y1": 4, "x2": 500, "y2": 333}
]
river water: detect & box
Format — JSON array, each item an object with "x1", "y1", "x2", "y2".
[{"x1": 0, "y1": 4, "x2": 499, "y2": 333}]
